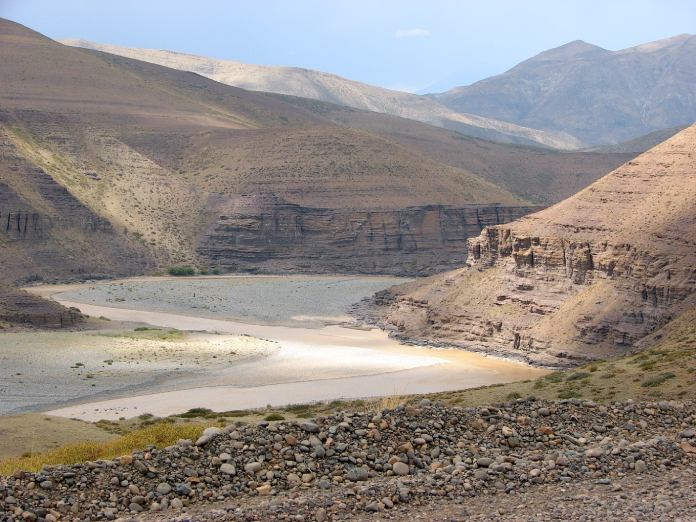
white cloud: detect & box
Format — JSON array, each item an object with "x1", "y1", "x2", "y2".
[{"x1": 395, "y1": 28, "x2": 430, "y2": 38}]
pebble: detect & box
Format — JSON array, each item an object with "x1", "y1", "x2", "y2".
[
  {"x1": 155, "y1": 482, "x2": 172, "y2": 495},
  {"x1": 220, "y1": 463, "x2": 236, "y2": 475},
  {"x1": 392, "y1": 461, "x2": 410, "y2": 476}
]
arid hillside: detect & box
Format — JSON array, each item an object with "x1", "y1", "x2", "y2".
[
  {"x1": 298, "y1": 101, "x2": 632, "y2": 204},
  {"x1": 372, "y1": 123, "x2": 696, "y2": 365},
  {"x1": 1, "y1": 17, "x2": 540, "y2": 284},
  {"x1": 60, "y1": 39, "x2": 582, "y2": 149}
]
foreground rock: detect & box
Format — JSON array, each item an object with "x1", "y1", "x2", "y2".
[{"x1": 1, "y1": 399, "x2": 695, "y2": 520}]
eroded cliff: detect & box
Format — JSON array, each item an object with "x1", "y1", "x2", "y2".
[
  {"x1": 196, "y1": 194, "x2": 540, "y2": 275},
  {"x1": 373, "y1": 124, "x2": 696, "y2": 365}
]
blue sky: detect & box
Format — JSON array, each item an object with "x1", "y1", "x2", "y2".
[{"x1": 2, "y1": 0, "x2": 694, "y2": 93}]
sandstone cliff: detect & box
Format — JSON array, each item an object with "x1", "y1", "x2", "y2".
[
  {"x1": 196, "y1": 194, "x2": 539, "y2": 276},
  {"x1": 373, "y1": 124, "x2": 696, "y2": 365}
]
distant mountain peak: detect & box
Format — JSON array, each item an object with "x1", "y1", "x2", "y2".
[
  {"x1": 522, "y1": 39, "x2": 609, "y2": 64},
  {"x1": 436, "y1": 33, "x2": 696, "y2": 146}
]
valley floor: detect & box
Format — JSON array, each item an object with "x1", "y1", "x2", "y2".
[{"x1": 3, "y1": 276, "x2": 544, "y2": 421}]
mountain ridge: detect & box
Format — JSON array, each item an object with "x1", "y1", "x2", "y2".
[
  {"x1": 434, "y1": 34, "x2": 696, "y2": 145},
  {"x1": 59, "y1": 37, "x2": 582, "y2": 149}
]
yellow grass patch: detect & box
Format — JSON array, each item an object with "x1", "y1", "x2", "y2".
[{"x1": 0, "y1": 422, "x2": 206, "y2": 474}]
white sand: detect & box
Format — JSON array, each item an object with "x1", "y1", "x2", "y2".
[{"x1": 24, "y1": 277, "x2": 547, "y2": 421}]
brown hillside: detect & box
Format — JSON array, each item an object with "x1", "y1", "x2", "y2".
[
  {"x1": 60, "y1": 38, "x2": 582, "y2": 149},
  {"x1": 0, "y1": 17, "x2": 533, "y2": 281},
  {"x1": 296, "y1": 102, "x2": 632, "y2": 204},
  {"x1": 374, "y1": 124, "x2": 696, "y2": 365}
]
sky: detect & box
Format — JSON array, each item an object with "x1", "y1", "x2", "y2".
[{"x1": 1, "y1": 0, "x2": 695, "y2": 93}]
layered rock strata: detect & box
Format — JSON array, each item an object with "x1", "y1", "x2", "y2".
[
  {"x1": 0, "y1": 126, "x2": 150, "y2": 284},
  {"x1": 372, "y1": 124, "x2": 696, "y2": 365},
  {"x1": 196, "y1": 194, "x2": 540, "y2": 276}
]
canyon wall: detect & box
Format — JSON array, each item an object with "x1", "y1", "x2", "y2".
[
  {"x1": 372, "y1": 124, "x2": 696, "y2": 366},
  {"x1": 196, "y1": 194, "x2": 541, "y2": 276}
]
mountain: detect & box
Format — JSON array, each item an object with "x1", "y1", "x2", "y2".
[
  {"x1": 59, "y1": 39, "x2": 582, "y2": 150},
  {"x1": 371, "y1": 124, "x2": 696, "y2": 366},
  {"x1": 434, "y1": 35, "x2": 696, "y2": 145},
  {"x1": 2, "y1": 16, "x2": 545, "y2": 300}
]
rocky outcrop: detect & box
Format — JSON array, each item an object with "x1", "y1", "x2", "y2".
[
  {"x1": 196, "y1": 194, "x2": 540, "y2": 276},
  {"x1": 0, "y1": 284, "x2": 82, "y2": 328},
  {"x1": 372, "y1": 124, "x2": 696, "y2": 365}
]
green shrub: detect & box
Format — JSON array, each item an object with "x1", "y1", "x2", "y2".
[
  {"x1": 557, "y1": 388, "x2": 582, "y2": 399},
  {"x1": 506, "y1": 391, "x2": 522, "y2": 400},
  {"x1": 175, "y1": 408, "x2": 213, "y2": 418},
  {"x1": 168, "y1": 266, "x2": 195, "y2": 276},
  {"x1": 264, "y1": 413, "x2": 285, "y2": 421},
  {"x1": 544, "y1": 372, "x2": 564, "y2": 383}
]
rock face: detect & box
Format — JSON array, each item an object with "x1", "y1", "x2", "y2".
[
  {"x1": 373, "y1": 124, "x2": 696, "y2": 365},
  {"x1": 0, "y1": 284, "x2": 81, "y2": 328},
  {"x1": 197, "y1": 194, "x2": 540, "y2": 276}
]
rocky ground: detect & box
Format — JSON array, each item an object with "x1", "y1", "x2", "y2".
[
  {"x1": 55, "y1": 276, "x2": 407, "y2": 329},
  {"x1": 1, "y1": 398, "x2": 695, "y2": 521}
]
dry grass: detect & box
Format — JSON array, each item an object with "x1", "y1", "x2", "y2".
[
  {"x1": 0, "y1": 422, "x2": 205, "y2": 474},
  {"x1": 363, "y1": 394, "x2": 405, "y2": 412},
  {"x1": 422, "y1": 306, "x2": 696, "y2": 407}
]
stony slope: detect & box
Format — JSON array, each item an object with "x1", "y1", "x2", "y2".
[
  {"x1": 0, "y1": 284, "x2": 81, "y2": 329},
  {"x1": 435, "y1": 36, "x2": 696, "y2": 145},
  {"x1": 2, "y1": 399, "x2": 695, "y2": 520},
  {"x1": 59, "y1": 39, "x2": 581, "y2": 150},
  {"x1": 371, "y1": 124, "x2": 696, "y2": 365},
  {"x1": 1, "y1": 18, "x2": 537, "y2": 284}
]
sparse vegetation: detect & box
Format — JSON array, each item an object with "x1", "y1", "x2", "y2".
[
  {"x1": 0, "y1": 422, "x2": 205, "y2": 474},
  {"x1": 641, "y1": 372, "x2": 676, "y2": 387},
  {"x1": 167, "y1": 265, "x2": 195, "y2": 276},
  {"x1": 566, "y1": 371, "x2": 591, "y2": 381}
]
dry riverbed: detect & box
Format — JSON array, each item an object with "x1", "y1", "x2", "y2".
[{"x1": 5, "y1": 275, "x2": 546, "y2": 422}]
